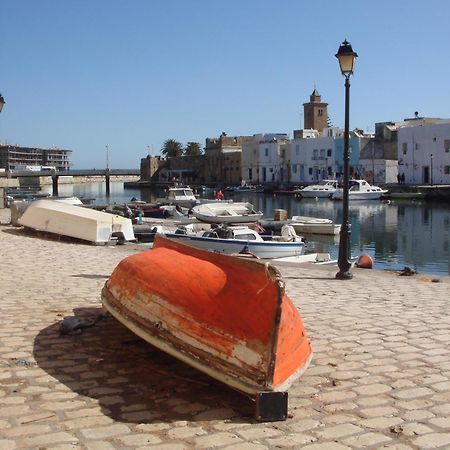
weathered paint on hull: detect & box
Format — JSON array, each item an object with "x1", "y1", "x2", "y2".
[{"x1": 101, "y1": 235, "x2": 312, "y2": 395}]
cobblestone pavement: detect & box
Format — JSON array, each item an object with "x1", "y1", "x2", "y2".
[{"x1": 1, "y1": 208, "x2": 450, "y2": 449}]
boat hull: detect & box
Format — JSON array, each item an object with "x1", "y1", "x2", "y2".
[
  {"x1": 192, "y1": 202, "x2": 263, "y2": 224},
  {"x1": 299, "y1": 189, "x2": 335, "y2": 198},
  {"x1": 164, "y1": 233, "x2": 304, "y2": 259},
  {"x1": 101, "y1": 236, "x2": 312, "y2": 395},
  {"x1": 332, "y1": 191, "x2": 387, "y2": 200},
  {"x1": 18, "y1": 199, "x2": 135, "y2": 243},
  {"x1": 290, "y1": 222, "x2": 341, "y2": 235}
]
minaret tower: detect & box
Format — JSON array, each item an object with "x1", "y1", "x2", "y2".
[{"x1": 303, "y1": 88, "x2": 328, "y2": 132}]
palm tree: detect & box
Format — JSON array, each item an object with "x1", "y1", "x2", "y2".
[
  {"x1": 184, "y1": 142, "x2": 202, "y2": 156},
  {"x1": 161, "y1": 139, "x2": 183, "y2": 158}
]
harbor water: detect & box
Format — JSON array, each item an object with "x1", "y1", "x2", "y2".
[{"x1": 45, "y1": 181, "x2": 450, "y2": 276}]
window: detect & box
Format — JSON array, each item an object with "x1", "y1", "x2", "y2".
[
  {"x1": 293, "y1": 164, "x2": 298, "y2": 173},
  {"x1": 327, "y1": 149, "x2": 332, "y2": 157},
  {"x1": 318, "y1": 109, "x2": 323, "y2": 116},
  {"x1": 445, "y1": 166, "x2": 450, "y2": 175},
  {"x1": 265, "y1": 148, "x2": 269, "y2": 157},
  {"x1": 320, "y1": 149, "x2": 326, "y2": 158},
  {"x1": 445, "y1": 140, "x2": 450, "y2": 152},
  {"x1": 402, "y1": 143, "x2": 407, "y2": 155},
  {"x1": 309, "y1": 168, "x2": 313, "y2": 175},
  {"x1": 313, "y1": 149, "x2": 318, "y2": 159},
  {"x1": 295, "y1": 145, "x2": 300, "y2": 156}
]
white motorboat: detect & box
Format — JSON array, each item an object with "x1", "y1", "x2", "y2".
[
  {"x1": 192, "y1": 202, "x2": 263, "y2": 224},
  {"x1": 290, "y1": 216, "x2": 341, "y2": 236},
  {"x1": 18, "y1": 199, "x2": 135, "y2": 244},
  {"x1": 164, "y1": 224, "x2": 305, "y2": 259},
  {"x1": 157, "y1": 187, "x2": 198, "y2": 208},
  {"x1": 299, "y1": 180, "x2": 339, "y2": 198},
  {"x1": 332, "y1": 179, "x2": 388, "y2": 201}
]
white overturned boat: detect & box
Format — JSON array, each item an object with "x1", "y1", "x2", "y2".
[
  {"x1": 165, "y1": 225, "x2": 304, "y2": 259},
  {"x1": 299, "y1": 180, "x2": 338, "y2": 198},
  {"x1": 290, "y1": 216, "x2": 341, "y2": 236},
  {"x1": 18, "y1": 199, "x2": 135, "y2": 244},
  {"x1": 192, "y1": 202, "x2": 263, "y2": 224},
  {"x1": 332, "y1": 179, "x2": 388, "y2": 201}
]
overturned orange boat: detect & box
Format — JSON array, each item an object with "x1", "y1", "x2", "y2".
[{"x1": 102, "y1": 235, "x2": 312, "y2": 420}]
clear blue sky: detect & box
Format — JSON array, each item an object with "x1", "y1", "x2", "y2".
[{"x1": 1, "y1": 0, "x2": 449, "y2": 168}]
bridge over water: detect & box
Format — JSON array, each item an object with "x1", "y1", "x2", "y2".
[{"x1": 0, "y1": 168, "x2": 140, "y2": 196}]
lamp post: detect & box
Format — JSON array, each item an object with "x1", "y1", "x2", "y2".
[
  {"x1": 335, "y1": 40, "x2": 358, "y2": 280},
  {"x1": 430, "y1": 154, "x2": 433, "y2": 186},
  {"x1": 0, "y1": 93, "x2": 5, "y2": 113}
]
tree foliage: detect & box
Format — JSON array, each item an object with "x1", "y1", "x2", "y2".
[
  {"x1": 184, "y1": 142, "x2": 202, "y2": 156},
  {"x1": 161, "y1": 139, "x2": 183, "y2": 158}
]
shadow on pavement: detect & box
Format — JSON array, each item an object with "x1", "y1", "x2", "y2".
[{"x1": 33, "y1": 306, "x2": 253, "y2": 424}]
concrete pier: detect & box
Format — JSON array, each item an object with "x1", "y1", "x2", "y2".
[{"x1": 1, "y1": 207, "x2": 450, "y2": 449}]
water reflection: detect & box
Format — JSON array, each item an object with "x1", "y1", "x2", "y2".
[{"x1": 42, "y1": 181, "x2": 450, "y2": 276}]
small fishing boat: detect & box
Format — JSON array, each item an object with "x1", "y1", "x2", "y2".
[
  {"x1": 332, "y1": 179, "x2": 388, "y2": 201},
  {"x1": 290, "y1": 216, "x2": 341, "y2": 236},
  {"x1": 102, "y1": 236, "x2": 312, "y2": 420},
  {"x1": 165, "y1": 224, "x2": 304, "y2": 259},
  {"x1": 298, "y1": 180, "x2": 339, "y2": 198},
  {"x1": 19, "y1": 199, "x2": 135, "y2": 244},
  {"x1": 192, "y1": 202, "x2": 263, "y2": 224}
]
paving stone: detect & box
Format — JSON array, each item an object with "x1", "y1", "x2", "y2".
[
  {"x1": 342, "y1": 431, "x2": 392, "y2": 446},
  {"x1": 194, "y1": 432, "x2": 243, "y2": 448},
  {"x1": 81, "y1": 424, "x2": 131, "y2": 439},
  {"x1": 316, "y1": 423, "x2": 362, "y2": 439},
  {"x1": 114, "y1": 433, "x2": 162, "y2": 446},
  {"x1": 413, "y1": 433, "x2": 450, "y2": 448}
]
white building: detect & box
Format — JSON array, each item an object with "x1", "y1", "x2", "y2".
[
  {"x1": 397, "y1": 119, "x2": 450, "y2": 185},
  {"x1": 241, "y1": 134, "x2": 290, "y2": 184}
]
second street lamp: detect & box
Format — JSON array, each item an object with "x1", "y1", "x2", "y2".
[{"x1": 335, "y1": 40, "x2": 358, "y2": 280}]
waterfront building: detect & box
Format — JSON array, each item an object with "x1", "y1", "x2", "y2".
[
  {"x1": 0, "y1": 144, "x2": 72, "y2": 171},
  {"x1": 241, "y1": 133, "x2": 291, "y2": 184},
  {"x1": 397, "y1": 116, "x2": 450, "y2": 185},
  {"x1": 204, "y1": 134, "x2": 253, "y2": 185}
]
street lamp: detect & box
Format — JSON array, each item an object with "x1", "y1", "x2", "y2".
[
  {"x1": 0, "y1": 93, "x2": 5, "y2": 113},
  {"x1": 335, "y1": 39, "x2": 358, "y2": 280}
]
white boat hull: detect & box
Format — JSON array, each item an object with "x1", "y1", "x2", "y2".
[
  {"x1": 192, "y1": 202, "x2": 263, "y2": 224},
  {"x1": 299, "y1": 189, "x2": 335, "y2": 198},
  {"x1": 290, "y1": 222, "x2": 341, "y2": 235},
  {"x1": 164, "y1": 234, "x2": 304, "y2": 259},
  {"x1": 18, "y1": 199, "x2": 135, "y2": 244},
  {"x1": 332, "y1": 191, "x2": 387, "y2": 200}
]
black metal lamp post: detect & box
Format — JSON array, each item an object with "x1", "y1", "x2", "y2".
[
  {"x1": 335, "y1": 40, "x2": 358, "y2": 280},
  {"x1": 0, "y1": 93, "x2": 5, "y2": 113}
]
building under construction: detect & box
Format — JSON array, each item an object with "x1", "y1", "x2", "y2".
[{"x1": 0, "y1": 145, "x2": 72, "y2": 171}]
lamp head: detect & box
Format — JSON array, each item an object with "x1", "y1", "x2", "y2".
[
  {"x1": 0, "y1": 93, "x2": 5, "y2": 113},
  {"x1": 335, "y1": 40, "x2": 358, "y2": 77}
]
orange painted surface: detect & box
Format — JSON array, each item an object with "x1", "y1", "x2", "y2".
[
  {"x1": 106, "y1": 235, "x2": 312, "y2": 390},
  {"x1": 272, "y1": 294, "x2": 312, "y2": 388}
]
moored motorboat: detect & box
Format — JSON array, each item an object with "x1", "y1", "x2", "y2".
[
  {"x1": 18, "y1": 199, "x2": 135, "y2": 244},
  {"x1": 157, "y1": 186, "x2": 198, "y2": 208},
  {"x1": 101, "y1": 236, "x2": 312, "y2": 420},
  {"x1": 192, "y1": 202, "x2": 263, "y2": 224},
  {"x1": 332, "y1": 179, "x2": 388, "y2": 201},
  {"x1": 298, "y1": 180, "x2": 339, "y2": 198},
  {"x1": 165, "y1": 224, "x2": 304, "y2": 259}
]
